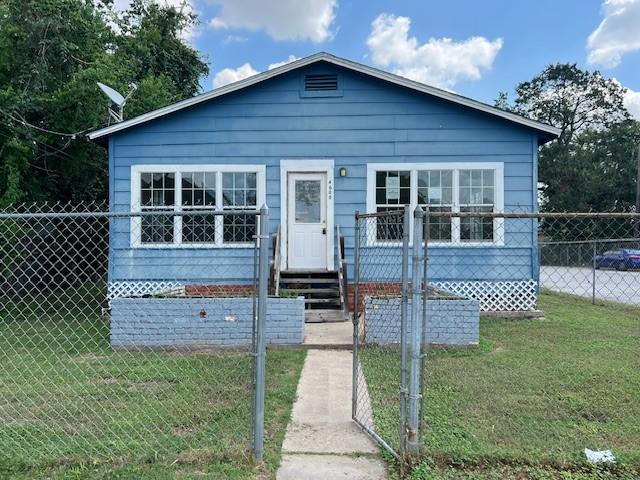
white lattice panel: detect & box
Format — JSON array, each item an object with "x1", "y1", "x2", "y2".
[
  {"x1": 107, "y1": 281, "x2": 185, "y2": 300},
  {"x1": 432, "y1": 280, "x2": 538, "y2": 312}
]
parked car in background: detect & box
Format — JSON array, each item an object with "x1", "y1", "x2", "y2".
[{"x1": 595, "y1": 249, "x2": 640, "y2": 270}]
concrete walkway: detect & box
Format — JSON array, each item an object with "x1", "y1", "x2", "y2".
[
  {"x1": 276, "y1": 349, "x2": 387, "y2": 479},
  {"x1": 303, "y1": 321, "x2": 352, "y2": 348}
]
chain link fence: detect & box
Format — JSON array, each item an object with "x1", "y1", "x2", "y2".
[
  {"x1": 353, "y1": 208, "x2": 640, "y2": 476},
  {"x1": 0, "y1": 202, "x2": 271, "y2": 472},
  {"x1": 352, "y1": 207, "x2": 429, "y2": 464}
]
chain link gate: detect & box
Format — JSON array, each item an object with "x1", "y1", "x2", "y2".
[
  {"x1": 0, "y1": 203, "x2": 271, "y2": 472},
  {"x1": 352, "y1": 208, "x2": 640, "y2": 477},
  {"x1": 352, "y1": 206, "x2": 429, "y2": 463}
]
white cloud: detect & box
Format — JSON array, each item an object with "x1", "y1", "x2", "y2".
[
  {"x1": 366, "y1": 14, "x2": 502, "y2": 90},
  {"x1": 624, "y1": 86, "x2": 640, "y2": 119},
  {"x1": 208, "y1": 0, "x2": 337, "y2": 42},
  {"x1": 267, "y1": 55, "x2": 301, "y2": 70},
  {"x1": 212, "y1": 55, "x2": 302, "y2": 89},
  {"x1": 213, "y1": 63, "x2": 259, "y2": 88},
  {"x1": 587, "y1": 0, "x2": 640, "y2": 68},
  {"x1": 224, "y1": 34, "x2": 249, "y2": 44}
]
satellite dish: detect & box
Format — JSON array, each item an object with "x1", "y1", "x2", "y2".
[
  {"x1": 97, "y1": 82, "x2": 125, "y2": 106},
  {"x1": 97, "y1": 82, "x2": 137, "y2": 124}
]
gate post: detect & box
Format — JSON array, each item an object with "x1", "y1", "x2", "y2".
[
  {"x1": 352, "y1": 211, "x2": 361, "y2": 420},
  {"x1": 407, "y1": 206, "x2": 424, "y2": 455},
  {"x1": 253, "y1": 205, "x2": 269, "y2": 462},
  {"x1": 399, "y1": 205, "x2": 411, "y2": 457}
]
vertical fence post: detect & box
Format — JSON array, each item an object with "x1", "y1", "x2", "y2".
[
  {"x1": 407, "y1": 206, "x2": 424, "y2": 455},
  {"x1": 352, "y1": 211, "x2": 361, "y2": 421},
  {"x1": 592, "y1": 239, "x2": 597, "y2": 305},
  {"x1": 419, "y1": 207, "x2": 429, "y2": 448},
  {"x1": 399, "y1": 205, "x2": 411, "y2": 457},
  {"x1": 253, "y1": 205, "x2": 269, "y2": 463}
]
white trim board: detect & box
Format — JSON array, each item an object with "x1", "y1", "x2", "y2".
[
  {"x1": 130, "y1": 164, "x2": 266, "y2": 249},
  {"x1": 89, "y1": 52, "x2": 560, "y2": 142},
  {"x1": 280, "y1": 159, "x2": 335, "y2": 271},
  {"x1": 366, "y1": 162, "x2": 505, "y2": 247}
]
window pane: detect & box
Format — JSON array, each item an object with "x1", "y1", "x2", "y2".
[
  {"x1": 460, "y1": 206, "x2": 493, "y2": 242},
  {"x1": 205, "y1": 189, "x2": 216, "y2": 206},
  {"x1": 223, "y1": 213, "x2": 256, "y2": 243},
  {"x1": 376, "y1": 207, "x2": 403, "y2": 241},
  {"x1": 246, "y1": 189, "x2": 256, "y2": 206},
  {"x1": 141, "y1": 213, "x2": 173, "y2": 244},
  {"x1": 182, "y1": 213, "x2": 216, "y2": 243},
  {"x1": 234, "y1": 172, "x2": 245, "y2": 188},
  {"x1": 223, "y1": 172, "x2": 233, "y2": 188},
  {"x1": 205, "y1": 172, "x2": 216, "y2": 188},
  {"x1": 471, "y1": 170, "x2": 482, "y2": 186},
  {"x1": 483, "y1": 187, "x2": 494, "y2": 204},
  {"x1": 141, "y1": 173, "x2": 152, "y2": 189},
  {"x1": 152, "y1": 173, "x2": 164, "y2": 188},
  {"x1": 141, "y1": 189, "x2": 151, "y2": 206},
  {"x1": 164, "y1": 173, "x2": 174, "y2": 189},
  {"x1": 246, "y1": 173, "x2": 256, "y2": 189},
  {"x1": 482, "y1": 169, "x2": 494, "y2": 186},
  {"x1": 295, "y1": 180, "x2": 321, "y2": 223},
  {"x1": 425, "y1": 207, "x2": 452, "y2": 242},
  {"x1": 182, "y1": 172, "x2": 193, "y2": 189},
  {"x1": 460, "y1": 170, "x2": 470, "y2": 187}
]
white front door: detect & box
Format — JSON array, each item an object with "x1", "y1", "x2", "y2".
[{"x1": 287, "y1": 172, "x2": 327, "y2": 270}]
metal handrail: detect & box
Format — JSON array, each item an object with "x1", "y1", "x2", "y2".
[
  {"x1": 273, "y1": 225, "x2": 281, "y2": 296},
  {"x1": 336, "y1": 225, "x2": 349, "y2": 314}
]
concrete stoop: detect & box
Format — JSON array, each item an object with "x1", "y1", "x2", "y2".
[{"x1": 276, "y1": 350, "x2": 387, "y2": 479}]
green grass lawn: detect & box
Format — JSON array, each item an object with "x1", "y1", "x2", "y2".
[
  {"x1": 0, "y1": 288, "x2": 306, "y2": 479},
  {"x1": 360, "y1": 292, "x2": 640, "y2": 479}
]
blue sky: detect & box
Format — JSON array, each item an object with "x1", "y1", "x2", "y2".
[{"x1": 144, "y1": 0, "x2": 640, "y2": 116}]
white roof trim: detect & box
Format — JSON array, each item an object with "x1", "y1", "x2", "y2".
[{"x1": 88, "y1": 52, "x2": 561, "y2": 141}]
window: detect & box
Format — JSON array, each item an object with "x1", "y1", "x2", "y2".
[
  {"x1": 222, "y1": 172, "x2": 257, "y2": 243},
  {"x1": 417, "y1": 170, "x2": 453, "y2": 242},
  {"x1": 182, "y1": 172, "x2": 216, "y2": 244},
  {"x1": 367, "y1": 163, "x2": 503, "y2": 245},
  {"x1": 375, "y1": 170, "x2": 410, "y2": 240},
  {"x1": 132, "y1": 166, "x2": 265, "y2": 247},
  {"x1": 140, "y1": 173, "x2": 175, "y2": 244},
  {"x1": 459, "y1": 169, "x2": 495, "y2": 242}
]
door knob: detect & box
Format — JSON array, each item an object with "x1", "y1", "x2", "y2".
[{"x1": 322, "y1": 228, "x2": 327, "y2": 235}]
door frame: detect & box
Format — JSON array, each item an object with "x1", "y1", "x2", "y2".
[{"x1": 280, "y1": 159, "x2": 334, "y2": 271}]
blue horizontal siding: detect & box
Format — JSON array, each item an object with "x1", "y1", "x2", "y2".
[{"x1": 108, "y1": 61, "x2": 538, "y2": 286}]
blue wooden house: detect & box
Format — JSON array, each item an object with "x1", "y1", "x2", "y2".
[{"x1": 89, "y1": 52, "x2": 559, "y2": 312}]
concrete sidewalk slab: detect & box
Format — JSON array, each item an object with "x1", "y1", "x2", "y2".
[
  {"x1": 277, "y1": 454, "x2": 387, "y2": 479},
  {"x1": 303, "y1": 321, "x2": 352, "y2": 348},
  {"x1": 276, "y1": 349, "x2": 386, "y2": 479}
]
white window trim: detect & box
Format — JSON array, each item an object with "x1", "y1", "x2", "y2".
[
  {"x1": 366, "y1": 162, "x2": 505, "y2": 247},
  {"x1": 130, "y1": 164, "x2": 266, "y2": 248}
]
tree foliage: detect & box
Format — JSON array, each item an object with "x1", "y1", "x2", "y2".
[
  {"x1": 0, "y1": 0, "x2": 208, "y2": 207},
  {"x1": 499, "y1": 63, "x2": 639, "y2": 212}
]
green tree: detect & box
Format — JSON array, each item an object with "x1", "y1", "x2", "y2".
[
  {"x1": 0, "y1": 0, "x2": 208, "y2": 207},
  {"x1": 501, "y1": 63, "x2": 636, "y2": 212}
]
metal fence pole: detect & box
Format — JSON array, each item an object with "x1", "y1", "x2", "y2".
[
  {"x1": 407, "y1": 206, "x2": 424, "y2": 455},
  {"x1": 352, "y1": 212, "x2": 361, "y2": 421},
  {"x1": 253, "y1": 205, "x2": 269, "y2": 463},
  {"x1": 418, "y1": 207, "x2": 429, "y2": 449},
  {"x1": 399, "y1": 205, "x2": 411, "y2": 457},
  {"x1": 592, "y1": 239, "x2": 597, "y2": 305}
]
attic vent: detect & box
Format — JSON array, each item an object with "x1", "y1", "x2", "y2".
[{"x1": 304, "y1": 74, "x2": 338, "y2": 91}]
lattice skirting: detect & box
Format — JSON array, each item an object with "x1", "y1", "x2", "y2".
[
  {"x1": 107, "y1": 281, "x2": 185, "y2": 300},
  {"x1": 431, "y1": 280, "x2": 538, "y2": 312}
]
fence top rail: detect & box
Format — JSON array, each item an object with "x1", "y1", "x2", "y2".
[
  {"x1": 0, "y1": 209, "x2": 263, "y2": 220},
  {"x1": 540, "y1": 237, "x2": 640, "y2": 246},
  {"x1": 425, "y1": 211, "x2": 640, "y2": 219},
  {"x1": 356, "y1": 209, "x2": 404, "y2": 219}
]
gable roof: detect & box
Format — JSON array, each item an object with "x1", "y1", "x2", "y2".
[{"x1": 88, "y1": 52, "x2": 560, "y2": 143}]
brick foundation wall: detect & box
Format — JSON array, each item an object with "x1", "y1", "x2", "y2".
[
  {"x1": 347, "y1": 282, "x2": 402, "y2": 312},
  {"x1": 363, "y1": 296, "x2": 479, "y2": 346},
  {"x1": 110, "y1": 297, "x2": 304, "y2": 348}
]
